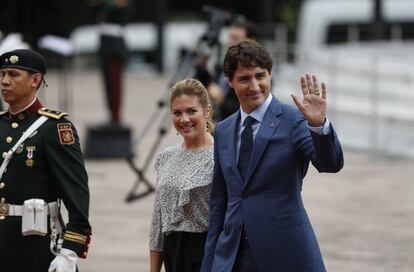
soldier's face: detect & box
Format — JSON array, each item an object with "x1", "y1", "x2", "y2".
[
  {"x1": 0, "y1": 68, "x2": 39, "y2": 109},
  {"x1": 171, "y1": 94, "x2": 211, "y2": 144}
]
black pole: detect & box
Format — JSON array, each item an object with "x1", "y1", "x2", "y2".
[
  {"x1": 155, "y1": 0, "x2": 166, "y2": 73},
  {"x1": 260, "y1": 0, "x2": 274, "y2": 39},
  {"x1": 371, "y1": 0, "x2": 385, "y2": 40}
]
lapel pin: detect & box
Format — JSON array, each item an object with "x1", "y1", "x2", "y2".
[{"x1": 270, "y1": 122, "x2": 275, "y2": 127}]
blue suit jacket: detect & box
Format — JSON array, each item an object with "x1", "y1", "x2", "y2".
[{"x1": 201, "y1": 96, "x2": 344, "y2": 272}]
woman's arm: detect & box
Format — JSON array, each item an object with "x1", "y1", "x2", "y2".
[{"x1": 150, "y1": 250, "x2": 163, "y2": 272}]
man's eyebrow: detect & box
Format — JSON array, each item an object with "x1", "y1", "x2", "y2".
[{"x1": 236, "y1": 75, "x2": 250, "y2": 80}]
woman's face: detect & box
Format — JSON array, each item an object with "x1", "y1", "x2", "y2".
[{"x1": 171, "y1": 94, "x2": 210, "y2": 143}]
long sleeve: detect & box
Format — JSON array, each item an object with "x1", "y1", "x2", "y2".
[
  {"x1": 291, "y1": 113, "x2": 343, "y2": 173},
  {"x1": 201, "y1": 127, "x2": 228, "y2": 272},
  {"x1": 44, "y1": 118, "x2": 91, "y2": 258},
  {"x1": 149, "y1": 188, "x2": 164, "y2": 252}
]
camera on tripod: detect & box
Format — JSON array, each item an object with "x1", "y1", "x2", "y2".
[{"x1": 199, "y1": 5, "x2": 246, "y2": 49}]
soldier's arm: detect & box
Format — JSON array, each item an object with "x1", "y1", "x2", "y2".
[{"x1": 41, "y1": 109, "x2": 92, "y2": 258}]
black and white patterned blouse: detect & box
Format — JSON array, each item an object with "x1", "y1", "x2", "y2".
[{"x1": 149, "y1": 143, "x2": 214, "y2": 251}]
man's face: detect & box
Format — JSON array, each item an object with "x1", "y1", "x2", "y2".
[
  {"x1": 228, "y1": 64, "x2": 272, "y2": 113},
  {"x1": 0, "y1": 68, "x2": 39, "y2": 109}
]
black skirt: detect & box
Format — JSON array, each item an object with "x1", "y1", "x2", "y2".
[{"x1": 163, "y1": 231, "x2": 207, "y2": 272}]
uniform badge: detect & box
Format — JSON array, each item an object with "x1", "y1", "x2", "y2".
[
  {"x1": 9, "y1": 55, "x2": 19, "y2": 64},
  {"x1": 25, "y1": 146, "x2": 36, "y2": 167},
  {"x1": 16, "y1": 144, "x2": 24, "y2": 154},
  {"x1": 57, "y1": 123, "x2": 75, "y2": 145}
]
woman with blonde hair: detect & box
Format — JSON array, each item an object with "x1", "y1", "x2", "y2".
[{"x1": 149, "y1": 78, "x2": 214, "y2": 272}]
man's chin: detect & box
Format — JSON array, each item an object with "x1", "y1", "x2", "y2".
[{"x1": 247, "y1": 100, "x2": 264, "y2": 110}]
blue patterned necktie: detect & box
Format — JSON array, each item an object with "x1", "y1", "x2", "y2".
[{"x1": 238, "y1": 116, "x2": 255, "y2": 181}]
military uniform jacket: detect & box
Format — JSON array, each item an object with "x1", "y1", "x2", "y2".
[
  {"x1": 0, "y1": 99, "x2": 91, "y2": 271},
  {"x1": 98, "y1": 1, "x2": 129, "y2": 58}
]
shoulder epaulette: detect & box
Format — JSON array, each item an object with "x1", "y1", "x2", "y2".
[
  {"x1": 0, "y1": 111, "x2": 7, "y2": 116},
  {"x1": 38, "y1": 107, "x2": 68, "y2": 119}
]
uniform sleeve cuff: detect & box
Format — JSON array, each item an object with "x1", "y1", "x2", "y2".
[{"x1": 62, "y1": 230, "x2": 92, "y2": 259}]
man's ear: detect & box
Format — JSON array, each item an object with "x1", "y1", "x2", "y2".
[
  {"x1": 227, "y1": 78, "x2": 234, "y2": 89},
  {"x1": 31, "y1": 73, "x2": 42, "y2": 89}
]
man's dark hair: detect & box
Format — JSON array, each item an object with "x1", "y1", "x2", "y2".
[
  {"x1": 223, "y1": 39, "x2": 273, "y2": 80},
  {"x1": 26, "y1": 70, "x2": 46, "y2": 90}
]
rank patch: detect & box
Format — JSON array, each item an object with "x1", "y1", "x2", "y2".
[{"x1": 57, "y1": 123, "x2": 75, "y2": 145}]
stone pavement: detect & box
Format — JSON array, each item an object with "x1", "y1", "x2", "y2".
[{"x1": 41, "y1": 68, "x2": 414, "y2": 272}]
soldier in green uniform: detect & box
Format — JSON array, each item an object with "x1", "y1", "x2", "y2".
[
  {"x1": 97, "y1": 0, "x2": 131, "y2": 124},
  {"x1": 0, "y1": 49, "x2": 91, "y2": 271}
]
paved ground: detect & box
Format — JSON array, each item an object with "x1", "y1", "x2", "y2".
[{"x1": 41, "y1": 68, "x2": 414, "y2": 272}]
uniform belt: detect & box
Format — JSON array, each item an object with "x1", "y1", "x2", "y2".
[
  {"x1": 100, "y1": 23, "x2": 124, "y2": 37},
  {"x1": 0, "y1": 201, "x2": 57, "y2": 217}
]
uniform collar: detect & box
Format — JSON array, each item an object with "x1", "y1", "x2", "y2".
[{"x1": 8, "y1": 98, "x2": 43, "y2": 122}]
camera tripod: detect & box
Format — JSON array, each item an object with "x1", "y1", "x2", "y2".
[{"x1": 125, "y1": 5, "x2": 245, "y2": 202}]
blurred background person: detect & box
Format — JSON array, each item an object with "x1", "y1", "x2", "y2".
[
  {"x1": 215, "y1": 20, "x2": 259, "y2": 120},
  {"x1": 95, "y1": 0, "x2": 131, "y2": 125},
  {"x1": 149, "y1": 79, "x2": 214, "y2": 272},
  {"x1": 195, "y1": 20, "x2": 259, "y2": 122}
]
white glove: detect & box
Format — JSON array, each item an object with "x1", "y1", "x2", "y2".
[{"x1": 48, "y1": 248, "x2": 78, "y2": 272}]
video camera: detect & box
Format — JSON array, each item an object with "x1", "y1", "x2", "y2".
[{"x1": 199, "y1": 5, "x2": 246, "y2": 48}]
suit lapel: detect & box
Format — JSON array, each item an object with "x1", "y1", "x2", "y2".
[{"x1": 243, "y1": 98, "x2": 282, "y2": 189}]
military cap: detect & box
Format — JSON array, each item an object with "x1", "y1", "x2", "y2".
[{"x1": 0, "y1": 49, "x2": 47, "y2": 74}]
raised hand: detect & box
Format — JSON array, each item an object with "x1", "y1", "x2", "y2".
[{"x1": 291, "y1": 73, "x2": 327, "y2": 126}]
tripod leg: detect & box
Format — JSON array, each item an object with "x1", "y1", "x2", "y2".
[
  {"x1": 125, "y1": 108, "x2": 171, "y2": 202},
  {"x1": 125, "y1": 156, "x2": 155, "y2": 202}
]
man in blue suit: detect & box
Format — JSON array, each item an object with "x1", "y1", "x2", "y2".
[{"x1": 201, "y1": 40, "x2": 344, "y2": 272}]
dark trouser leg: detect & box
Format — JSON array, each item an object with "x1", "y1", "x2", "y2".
[
  {"x1": 101, "y1": 57, "x2": 114, "y2": 123},
  {"x1": 101, "y1": 57, "x2": 123, "y2": 124},
  {"x1": 109, "y1": 58, "x2": 122, "y2": 123}
]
